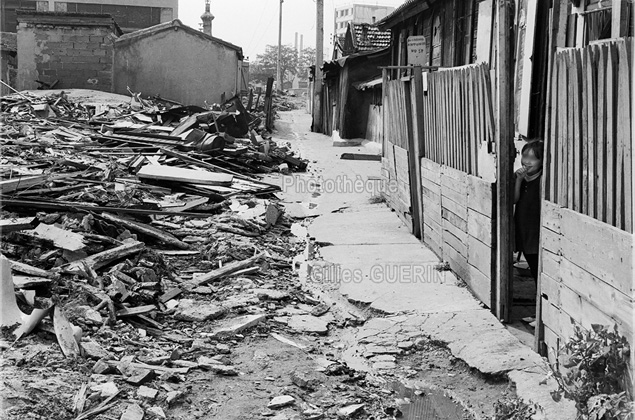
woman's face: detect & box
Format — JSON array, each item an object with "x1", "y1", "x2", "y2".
[{"x1": 521, "y1": 149, "x2": 543, "y2": 176}]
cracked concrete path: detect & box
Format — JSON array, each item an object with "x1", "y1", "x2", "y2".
[{"x1": 276, "y1": 110, "x2": 576, "y2": 419}]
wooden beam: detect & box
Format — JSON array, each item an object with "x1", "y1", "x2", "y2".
[{"x1": 495, "y1": 0, "x2": 514, "y2": 322}]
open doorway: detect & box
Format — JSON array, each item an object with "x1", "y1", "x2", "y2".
[{"x1": 504, "y1": 0, "x2": 552, "y2": 348}]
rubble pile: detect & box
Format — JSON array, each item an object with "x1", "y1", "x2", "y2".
[
  {"x1": 1, "y1": 90, "x2": 431, "y2": 420},
  {"x1": 0, "y1": 90, "x2": 331, "y2": 418}
]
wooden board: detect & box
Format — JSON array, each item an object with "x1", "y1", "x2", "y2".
[
  {"x1": 26, "y1": 223, "x2": 86, "y2": 252},
  {"x1": 558, "y1": 206, "x2": 633, "y2": 295},
  {"x1": 466, "y1": 176, "x2": 493, "y2": 216},
  {"x1": 467, "y1": 263, "x2": 493, "y2": 308},
  {"x1": 137, "y1": 165, "x2": 234, "y2": 187},
  {"x1": 0, "y1": 217, "x2": 38, "y2": 234},
  {"x1": 467, "y1": 234, "x2": 492, "y2": 278},
  {"x1": 467, "y1": 209, "x2": 492, "y2": 245}
]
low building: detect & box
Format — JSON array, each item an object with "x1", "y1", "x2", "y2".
[
  {"x1": 113, "y1": 19, "x2": 244, "y2": 106},
  {"x1": 16, "y1": 11, "x2": 122, "y2": 91},
  {"x1": 2, "y1": 0, "x2": 177, "y2": 33}
]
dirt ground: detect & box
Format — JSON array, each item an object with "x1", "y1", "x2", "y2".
[{"x1": 0, "y1": 95, "x2": 515, "y2": 420}]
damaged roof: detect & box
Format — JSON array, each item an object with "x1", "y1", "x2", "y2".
[
  {"x1": 116, "y1": 19, "x2": 243, "y2": 60},
  {"x1": 351, "y1": 23, "x2": 391, "y2": 51}
]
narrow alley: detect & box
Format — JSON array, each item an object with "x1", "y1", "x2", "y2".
[{"x1": 1, "y1": 0, "x2": 633, "y2": 419}]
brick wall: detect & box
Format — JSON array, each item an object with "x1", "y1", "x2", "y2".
[{"x1": 16, "y1": 12, "x2": 120, "y2": 91}]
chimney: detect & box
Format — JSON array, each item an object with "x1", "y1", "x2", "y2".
[
  {"x1": 295, "y1": 32, "x2": 298, "y2": 52},
  {"x1": 300, "y1": 34, "x2": 303, "y2": 54},
  {"x1": 201, "y1": 0, "x2": 215, "y2": 36},
  {"x1": 372, "y1": 16, "x2": 376, "y2": 24}
]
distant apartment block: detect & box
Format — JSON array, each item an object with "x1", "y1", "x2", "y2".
[
  {"x1": 334, "y1": 3, "x2": 395, "y2": 36},
  {"x1": 1, "y1": 0, "x2": 178, "y2": 33}
]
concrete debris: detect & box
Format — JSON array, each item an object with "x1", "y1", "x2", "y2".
[
  {"x1": 267, "y1": 395, "x2": 296, "y2": 409},
  {"x1": 173, "y1": 300, "x2": 226, "y2": 322},
  {"x1": 287, "y1": 314, "x2": 329, "y2": 335},
  {"x1": 137, "y1": 385, "x2": 159, "y2": 400},
  {"x1": 336, "y1": 403, "x2": 365, "y2": 417}
]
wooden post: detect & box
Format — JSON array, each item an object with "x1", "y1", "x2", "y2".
[
  {"x1": 312, "y1": 0, "x2": 324, "y2": 132},
  {"x1": 495, "y1": 0, "x2": 514, "y2": 322},
  {"x1": 535, "y1": 0, "x2": 561, "y2": 354},
  {"x1": 264, "y1": 77, "x2": 274, "y2": 131},
  {"x1": 412, "y1": 67, "x2": 426, "y2": 239}
]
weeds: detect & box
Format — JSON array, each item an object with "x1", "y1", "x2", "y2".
[{"x1": 550, "y1": 324, "x2": 633, "y2": 420}]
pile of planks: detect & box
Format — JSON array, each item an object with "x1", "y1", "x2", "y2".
[{"x1": 0, "y1": 89, "x2": 303, "y2": 352}]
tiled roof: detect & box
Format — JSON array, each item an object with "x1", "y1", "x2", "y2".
[{"x1": 352, "y1": 23, "x2": 390, "y2": 51}]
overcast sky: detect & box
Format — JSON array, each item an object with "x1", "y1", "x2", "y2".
[{"x1": 177, "y1": 0, "x2": 404, "y2": 61}]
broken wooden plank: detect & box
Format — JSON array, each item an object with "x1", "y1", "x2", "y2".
[
  {"x1": 100, "y1": 213, "x2": 189, "y2": 250},
  {"x1": 0, "y1": 198, "x2": 221, "y2": 218},
  {"x1": 104, "y1": 360, "x2": 190, "y2": 375},
  {"x1": 0, "y1": 175, "x2": 49, "y2": 194},
  {"x1": 186, "y1": 253, "x2": 265, "y2": 287},
  {"x1": 339, "y1": 153, "x2": 382, "y2": 161},
  {"x1": 25, "y1": 223, "x2": 86, "y2": 251},
  {"x1": 61, "y1": 241, "x2": 144, "y2": 274},
  {"x1": 116, "y1": 305, "x2": 157, "y2": 318},
  {"x1": 53, "y1": 306, "x2": 81, "y2": 357},
  {"x1": 137, "y1": 164, "x2": 233, "y2": 187},
  {"x1": 0, "y1": 216, "x2": 38, "y2": 234},
  {"x1": 8, "y1": 259, "x2": 52, "y2": 278},
  {"x1": 159, "y1": 287, "x2": 182, "y2": 303},
  {"x1": 13, "y1": 275, "x2": 52, "y2": 289}
]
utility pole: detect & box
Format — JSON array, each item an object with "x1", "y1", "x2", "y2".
[
  {"x1": 312, "y1": 0, "x2": 323, "y2": 132},
  {"x1": 277, "y1": 0, "x2": 284, "y2": 93}
]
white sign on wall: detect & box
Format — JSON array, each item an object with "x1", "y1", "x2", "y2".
[{"x1": 407, "y1": 35, "x2": 428, "y2": 66}]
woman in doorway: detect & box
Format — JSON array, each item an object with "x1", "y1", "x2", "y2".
[{"x1": 514, "y1": 140, "x2": 544, "y2": 282}]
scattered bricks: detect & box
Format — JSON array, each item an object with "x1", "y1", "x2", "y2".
[
  {"x1": 137, "y1": 385, "x2": 159, "y2": 400},
  {"x1": 165, "y1": 390, "x2": 185, "y2": 405},
  {"x1": 253, "y1": 288, "x2": 289, "y2": 300}
]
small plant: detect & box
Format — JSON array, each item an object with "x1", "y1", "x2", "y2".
[
  {"x1": 550, "y1": 323, "x2": 633, "y2": 420},
  {"x1": 493, "y1": 397, "x2": 537, "y2": 419}
]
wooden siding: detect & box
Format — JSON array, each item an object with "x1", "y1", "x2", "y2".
[
  {"x1": 420, "y1": 64, "x2": 495, "y2": 176},
  {"x1": 421, "y1": 158, "x2": 495, "y2": 307},
  {"x1": 539, "y1": 200, "x2": 634, "y2": 364},
  {"x1": 382, "y1": 141, "x2": 413, "y2": 231},
  {"x1": 544, "y1": 39, "x2": 632, "y2": 232}
]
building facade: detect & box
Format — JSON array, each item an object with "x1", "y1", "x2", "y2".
[
  {"x1": 1, "y1": 0, "x2": 177, "y2": 33},
  {"x1": 334, "y1": 3, "x2": 394, "y2": 36}
]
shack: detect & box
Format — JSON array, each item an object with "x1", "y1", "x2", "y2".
[
  {"x1": 113, "y1": 19, "x2": 243, "y2": 106},
  {"x1": 375, "y1": 0, "x2": 633, "y2": 362},
  {"x1": 316, "y1": 22, "x2": 390, "y2": 141}
]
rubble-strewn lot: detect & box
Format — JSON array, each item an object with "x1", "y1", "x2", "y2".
[{"x1": 1, "y1": 90, "x2": 510, "y2": 420}]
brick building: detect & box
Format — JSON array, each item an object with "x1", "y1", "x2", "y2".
[
  {"x1": 1, "y1": 0, "x2": 178, "y2": 34},
  {"x1": 15, "y1": 11, "x2": 122, "y2": 91}
]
